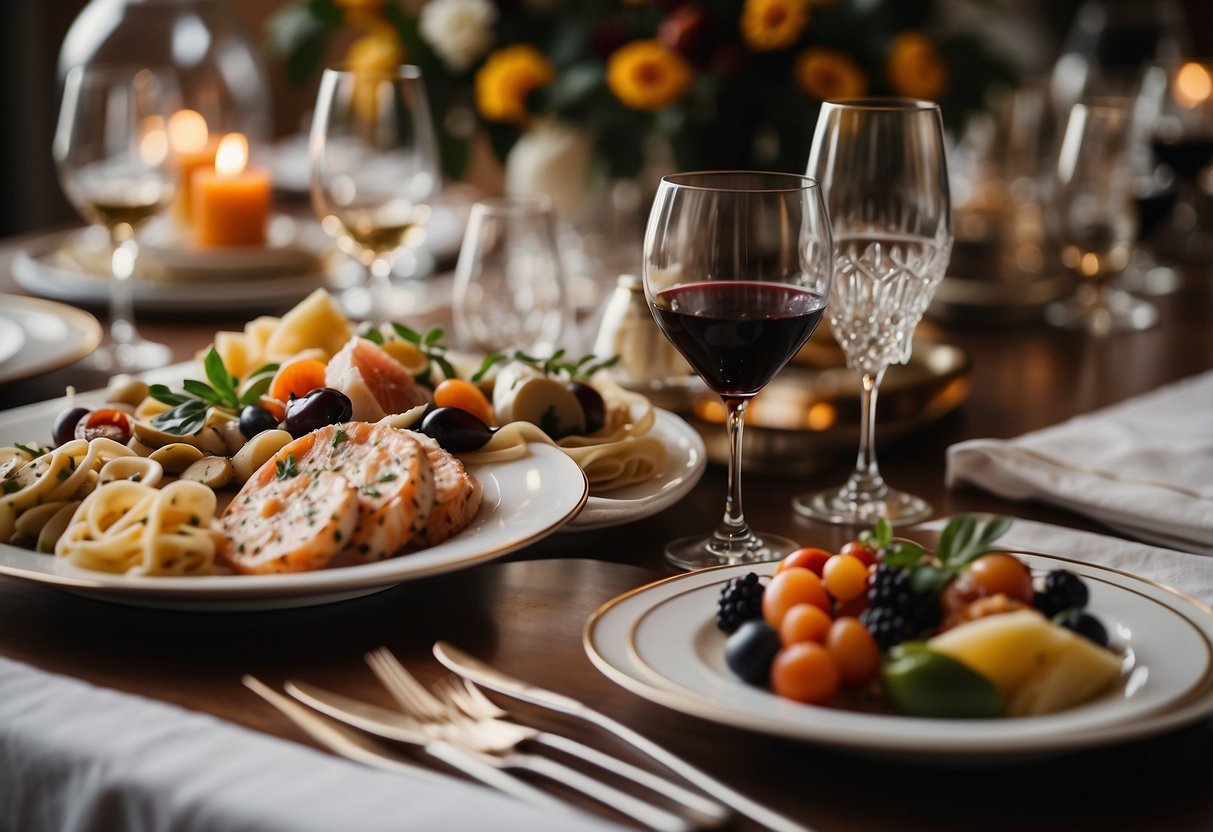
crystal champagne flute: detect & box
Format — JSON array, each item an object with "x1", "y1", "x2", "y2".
[
  {"x1": 309, "y1": 65, "x2": 440, "y2": 323},
  {"x1": 54, "y1": 64, "x2": 176, "y2": 372},
  {"x1": 645, "y1": 171, "x2": 833, "y2": 570},
  {"x1": 793, "y1": 99, "x2": 953, "y2": 526}
]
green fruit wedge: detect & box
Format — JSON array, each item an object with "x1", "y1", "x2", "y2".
[{"x1": 881, "y1": 642, "x2": 1004, "y2": 719}]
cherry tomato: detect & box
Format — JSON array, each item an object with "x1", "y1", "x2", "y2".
[
  {"x1": 822, "y1": 553, "x2": 868, "y2": 602},
  {"x1": 779, "y1": 603, "x2": 832, "y2": 646},
  {"x1": 770, "y1": 642, "x2": 841, "y2": 705},
  {"x1": 966, "y1": 553, "x2": 1034, "y2": 604},
  {"x1": 74, "y1": 408, "x2": 131, "y2": 444},
  {"x1": 269, "y1": 359, "x2": 328, "y2": 404},
  {"x1": 825, "y1": 617, "x2": 882, "y2": 687},
  {"x1": 762, "y1": 567, "x2": 830, "y2": 628},
  {"x1": 433, "y1": 379, "x2": 495, "y2": 426},
  {"x1": 777, "y1": 547, "x2": 831, "y2": 577},
  {"x1": 839, "y1": 540, "x2": 878, "y2": 567}
]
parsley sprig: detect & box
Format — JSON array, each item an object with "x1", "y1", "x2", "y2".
[
  {"x1": 360, "y1": 324, "x2": 456, "y2": 385},
  {"x1": 863, "y1": 514, "x2": 1013, "y2": 595},
  {"x1": 470, "y1": 348, "x2": 620, "y2": 383},
  {"x1": 148, "y1": 347, "x2": 278, "y2": 436}
]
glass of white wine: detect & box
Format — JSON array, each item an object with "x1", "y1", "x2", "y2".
[
  {"x1": 54, "y1": 64, "x2": 177, "y2": 372},
  {"x1": 309, "y1": 65, "x2": 440, "y2": 323}
]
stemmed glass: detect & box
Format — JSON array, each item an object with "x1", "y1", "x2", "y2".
[
  {"x1": 309, "y1": 65, "x2": 440, "y2": 323},
  {"x1": 1045, "y1": 99, "x2": 1157, "y2": 334},
  {"x1": 54, "y1": 65, "x2": 177, "y2": 372},
  {"x1": 644, "y1": 172, "x2": 833, "y2": 570},
  {"x1": 793, "y1": 99, "x2": 953, "y2": 526},
  {"x1": 452, "y1": 195, "x2": 570, "y2": 356},
  {"x1": 1148, "y1": 60, "x2": 1213, "y2": 262}
]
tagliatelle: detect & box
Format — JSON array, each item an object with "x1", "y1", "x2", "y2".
[
  {"x1": 56, "y1": 479, "x2": 221, "y2": 576},
  {"x1": 463, "y1": 379, "x2": 668, "y2": 493}
]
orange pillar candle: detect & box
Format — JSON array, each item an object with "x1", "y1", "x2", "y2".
[
  {"x1": 168, "y1": 110, "x2": 216, "y2": 228},
  {"x1": 192, "y1": 133, "x2": 270, "y2": 247}
]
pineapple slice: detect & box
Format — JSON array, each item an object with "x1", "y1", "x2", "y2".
[
  {"x1": 264, "y1": 289, "x2": 353, "y2": 362},
  {"x1": 928, "y1": 608, "x2": 1122, "y2": 715}
]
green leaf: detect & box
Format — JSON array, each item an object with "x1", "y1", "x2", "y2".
[
  {"x1": 909, "y1": 563, "x2": 953, "y2": 595},
  {"x1": 247, "y1": 363, "x2": 281, "y2": 379},
  {"x1": 860, "y1": 517, "x2": 893, "y2": 549},
  {"x1": 238, "y1": 375, "x2": 275, "y2": 407},
  {"x1": 422, "y1": 327, "x2": 445, "y2": 346},
  {"x1": 434, "y1": 355, "x2": 457, "y2": 382},
  {"x1": 276, "y1": 452, "x2": 299, "y2": 480},
  {"x1": 361, "y1": 326, "x2": 386, "y2": 346},
  {"x1": 182, "y1": 379, "x2": 227, "y2": 406},
  {"x1": 151, "y1": 399, "x2": 209, "y2": 436},
  {"x1": 882, "y1": 540, "x2": 926, "y2": 569},
  {"x1": 391, "y1": 323, "x2": 423, "y2": 344},
  {"x1": 203, "y1": 347, "x2": 239, "y2": 406},
  {"x1": 471, "y1": 352, "x2": 507, "y2": 382},
  {"x1": 978, "y1": 516, "x2": 1013, "y2": 549},
  {"x1": 148, "y1": 384, "x2": 189, "y2": 407},
  {"x1": 937, "y1": 514, "x2": 976, "y2": 567},
  {"x1": 578, "y1": 354, "x2": 621, "y2": 379}
]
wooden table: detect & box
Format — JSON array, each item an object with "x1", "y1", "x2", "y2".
[{"x1": 2, "y1": 230, "x2": 1212, "y2": 831}]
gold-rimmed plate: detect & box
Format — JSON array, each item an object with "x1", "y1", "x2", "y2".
[
  {"x1": 584, "y1": 553, "x2": 1213, "y2": 757},
  {"x1": 0, "y1": 388, "x2": 587, "y2": 611}
]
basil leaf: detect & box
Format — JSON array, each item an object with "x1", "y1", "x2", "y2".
[
  {"x1": 391, "y1": 323, "x2": 422, "y2": 344},
  {"x1": 148, "y1": 384, "x2": 189, "y2": 406},
  {"x1": 909, "y1": 563, "x2": 953, "y2": 595},
  {"x1": 978, "y1": 516, "x2": 1013, "y2": 549},
  {"x1": 422, "y1": 326, "x2": 444, "y2": 346},
  {"x1": 203, "y1": 347, "x2": 238, "y2": 406},
  {"x1": 183, "y1": 379, "x2": 227, "y2": 405},
  {"x1": 238, "y1": 374, "x2": 275, "y2": 407},
  {"x1": 471, "y1": 352, "x2": 507, "y2": 382},
  {"x1": 151, "y1": 399, "x2": 209, "y2": 436},
  {"x1": 938, "y1": 514, "x2": 977, "y2": 567},
  {"x1": 882, "y1": 540, "x2": 926, "y2": 568},
  {"x1": 434, "y1": 355, "x2": 457, "y2": 382},
  {"x1": 361, "y1": 327, "x2": 385, "y2": 346},
  {"x1": 247, "y1": 362, "x2": 280, "y2": 379}
]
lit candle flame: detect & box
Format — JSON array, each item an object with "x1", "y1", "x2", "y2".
[
  {"x1": 1174, "y1": 62, "x2": 1213, "y2": 109},
  {"x1": 168, "y1": 109, "x2": 209, "y2": 154},
  {"x1": 215, "y1": 133, "x2": 249, "y2": 177}
]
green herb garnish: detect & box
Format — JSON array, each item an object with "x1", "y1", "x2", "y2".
[
  {"x1": 330, "y1": 427, "x2": 349, "y2": 448},
  {"x1": 862, "y1": 514, "x2": 1014, "y2": 595},
  {"x1": 275, "y1": 453, "x2": 299, "y2": 480},
  {"x1": 150, "y1": 348, "x2": 279, "y2": 436},
  {"x1": 470, "y1": 349, "x2": 620, "y2": 383}
]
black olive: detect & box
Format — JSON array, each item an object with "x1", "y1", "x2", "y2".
[
  {"x1": 239, "y1": 405, "x2": 280, "y2": 439},
  {"x1": 53, "y1": 406, "x2": 91, "y2": 447},
  {"x1": 284, "y1": 388, "x2": 353, "y2": 438},
  {"x1": 419, "y1": 407, "x2": 493, "y2": 453},
  {"x1": 568, "y1": 381, "x2": 607, "y2": 434}
]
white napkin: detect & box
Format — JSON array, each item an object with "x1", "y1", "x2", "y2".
[
  {"x1": 918, "y1": 518, "x2": 1213, "y2": 605},
  {"x1": 946, "y1": 371, "x2": 1213, "y2": 555},
  {"x1": 0, "y1": 657, "x2": 625, "y2": 832}
]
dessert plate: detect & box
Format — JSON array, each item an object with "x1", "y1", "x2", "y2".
[{"x1": 585, "y1": 554, "x2": 1213, "y2": 757}]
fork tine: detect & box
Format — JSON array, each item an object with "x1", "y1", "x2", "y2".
[
  {"x1": 366, "y1": 648, "x2": 448, "y2": 720},
  {"x1": 463, "y1": 681, "x2": 508, "y2": 718}
]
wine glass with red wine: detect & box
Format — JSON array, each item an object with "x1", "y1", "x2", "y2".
[
  {"x1": 1148, "y1": 60, "x2": 1213, "y2": 262},
  {"x1": 644, "y1": 171, "x2": 833, "y2": 570}
]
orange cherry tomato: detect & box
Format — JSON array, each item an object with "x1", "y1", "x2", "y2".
[
  {"x1": 839, "y1": 540, "x2": 878, "y2": 567},
  {"x1": 762, "y1": 567, "x2": 831, "y2": 628},
  {"x1": 777, "y1": 547, "x2": 831, "y2": 577},
  {"x1": 74, "y1": 408, "x2": 131, "y2": 443},
  {"x1": 825, "y1": 617, "x2": 882, "y2": 687},
  {"x1": 269, "y1": 359, "x2": 328, "y2": 404},
  {"x1": 966, "y1": 553, "x2": 1034, "y2": 605},
  {"x1": 779, "y1": 603, "x2": 833, "y2": 646},
  {"x1": 822, "y1": 554, "x2": 869, "y2": 602},
  {"x1": 433, "y1": 379, "x2": 495, "y2": 426},
  {"x1": 770, "y1": 642, "x2": 841, "y2": 705}
]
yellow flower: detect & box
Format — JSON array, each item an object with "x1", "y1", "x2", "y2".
[
  {"x1": 794, "y1": 47, "x2": 866, "y2": 100},
  {"x1": 475, "y1": 45, "x2": 556, "y2": 124},
  {"x1": 606, "y1": 40, "x2": 693, "y2": 111},
  {"x1": 887, "y1": 32, "x2": 948, "y2": 100},
  {"x1": 347, "y1": 24, "x2": 405, "y2": 122},
  {"x1": 740, "y1": 0, "x2": 810, "y2": 53}
]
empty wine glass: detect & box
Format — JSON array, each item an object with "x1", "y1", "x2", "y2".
[
  {"x1": 1046, "y1": 99, "x2": 1157, "y2": 333},
  {"x1": 452, "y1": 195, "x2": 570, "y2": 356},
  {"x1": 310, "y1": 65, "x2": 440, "y2": 323},
  {"x1": 54, "y1": 64, "x2": 177, "y2": 372},
  {"x1": 645, "y1": 171, "x2": 833, "y2": 570},
  {"x1": 793, "y1": 99, "x2": 953, "y2": 527}
]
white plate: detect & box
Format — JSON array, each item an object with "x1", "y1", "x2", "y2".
[
  {"x1": 0, "y1": 387, "x2": 588, "y2": 611},
  {"x1": 12, "y1": 227, "x2": 330, "y2": 315},
  {"x1": 585, "y1": 554, "x2": 1213, "y2": 758},
  {"x1": 0, "y1": 295, "x2": 101, "y2": 385},
  {"x1": 562, "y1": 408, "x2": 706, "y2": 531},
  {"x1": 0, "y1": 315, "x2": 26, "y2": 367}
]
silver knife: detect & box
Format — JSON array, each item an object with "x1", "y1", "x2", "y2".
[{"x1": 432, "y1": 642, "x2": 815, "y2": 832}]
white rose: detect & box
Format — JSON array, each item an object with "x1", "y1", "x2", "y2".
[
  {"x1": 418, "y1": 0, "x2": 498, "y2": 74},
  {"x1": 505, "y1": 120, "x2": 594, "y2": 224}
]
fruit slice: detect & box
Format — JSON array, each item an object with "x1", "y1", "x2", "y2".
[
  {"x1": 881, "y1": 643, "x2": 1003, "y2": 718},
  {"x1": 1005, "y1": 628, "x2": 1123, "y2": 716},
  {"x1": 325, "y1": 336, "x2": 430, "y2": 422}
]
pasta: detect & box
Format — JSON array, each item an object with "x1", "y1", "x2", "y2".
[{"x1": 55, "y1": 479, "x2": 221, "y2": 576}]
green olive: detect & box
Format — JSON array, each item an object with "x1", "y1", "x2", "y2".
[{"x1": 881, "y1": 642, "x2": 1003, "y2": 719}]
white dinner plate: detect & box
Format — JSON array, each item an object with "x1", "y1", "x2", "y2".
[
  {"x1": 0, "y1": 385, "x2": 588, "y2": 611},
  {"x1": 0, "y1": 295, "x2": 101, "y2": 385},
  {"x1": 0, "y1": 315, "x2": 26, "y2": 367},
  {"x1": 562, "y1": 409, "x2": 706, "y2": 532},
  {"x1": 585, "y1": 553, "x2": 1213, "y2": 758}
]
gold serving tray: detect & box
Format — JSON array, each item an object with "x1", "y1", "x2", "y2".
[{"x1": 688, "y1": 339, "x2": 971, "y2": 475}]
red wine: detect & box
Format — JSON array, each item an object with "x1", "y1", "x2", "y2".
[
  {"x1": 1151, "y1": 136, "x2": 1213, "y2": 180},
  {"x1": 1134, "y1": 187, "x2": 1176, "y2": 240},
  {"x1": 652, "y1": 282, "x2": 826, "y2": 397}
]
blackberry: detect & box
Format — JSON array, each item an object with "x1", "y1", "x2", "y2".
[
  {"x1": 1035, "y1": 570, "x2": 1089, "y2": 617},
  {"x1": 860, "y1": 563, "x2": 941, "y2": 650},
  {"x1": 716, "y1": 572, "x2": 764, "y2": 633},
  {"x1": 1053, "y1": 608, "x2": 1109, "y2": 648}
]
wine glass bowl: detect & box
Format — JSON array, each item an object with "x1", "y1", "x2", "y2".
[
  {"x1": 54, "y1": 64, "x2": 177, "y2": 372},
  {"x1": 793, "y1": 99, "x2": 953, "y2": 527},
  {"x1": 1147, "y1": 60, "x2": 1213, "y2": 262},
  {"x1": 644, "y1": 171, "x2": 833, "y2": 570},
  {"x1": 309, "y1": 65, "x2": 440, "y2": 322}
]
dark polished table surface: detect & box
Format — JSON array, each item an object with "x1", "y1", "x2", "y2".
[{"x1": 1, "y1": 228, "x2": 1212, "y2": 831}]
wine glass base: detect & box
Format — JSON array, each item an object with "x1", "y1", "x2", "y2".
[
  {"x1": 792, "y1": 487, "x2": 933, "y2": 527},
  {"x1": 1044, "y1": 287, "x2": 1158, "y2": 335},
  {"x1": 664, "y1": 532, "x2": 799, "y2": 572},
  {"x1": 85, "y1": 339, "x2": 172, "y2": 373}
]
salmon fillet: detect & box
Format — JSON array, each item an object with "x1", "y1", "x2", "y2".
[
  {"x1": 325, "y1": 337, "x2": 429, "y2": 422},
  {"x1": 408, "y1": 431, "x2": 483, "y2": 547}
]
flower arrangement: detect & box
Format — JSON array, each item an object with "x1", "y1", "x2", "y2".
[{"x1": 267, "y1": 0, "x2": 1013, "y2": 180}]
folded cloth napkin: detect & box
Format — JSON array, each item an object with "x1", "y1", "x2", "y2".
[
  {"x1": 918, "y1": 518, "x2": 1213, "y2": 605},
  {"x1": 946, "y1": 371, "x2": 1213, "y2": 555},
  {"x1": 0, "y1": 657, "x2": 625, "y2": 832}
]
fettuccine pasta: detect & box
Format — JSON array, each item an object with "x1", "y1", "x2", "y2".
[{"x1": 55, "y1": 479, "x2": 221, "y2": 576}]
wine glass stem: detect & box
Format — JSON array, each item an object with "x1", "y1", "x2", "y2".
[
  {"x1": 844, "y1": 368, "x2": 889, "y2": 502},
  {"x1": 713, "y1": 396, "x2": 754, "y2": 545},
  {"x1": 108, "y1": 224, "x2": 138, "y2": 347}
]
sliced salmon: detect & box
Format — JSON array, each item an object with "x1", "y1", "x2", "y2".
[
  {"x1": 221, "y1": 422, "x2": 436, "y2": 571},
  {"x1": 408, "y1": 431, "x2": 483, "y2": 547},
  {"x1": 325, "y1": 337, "x2": 429, "y2": 422}
]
